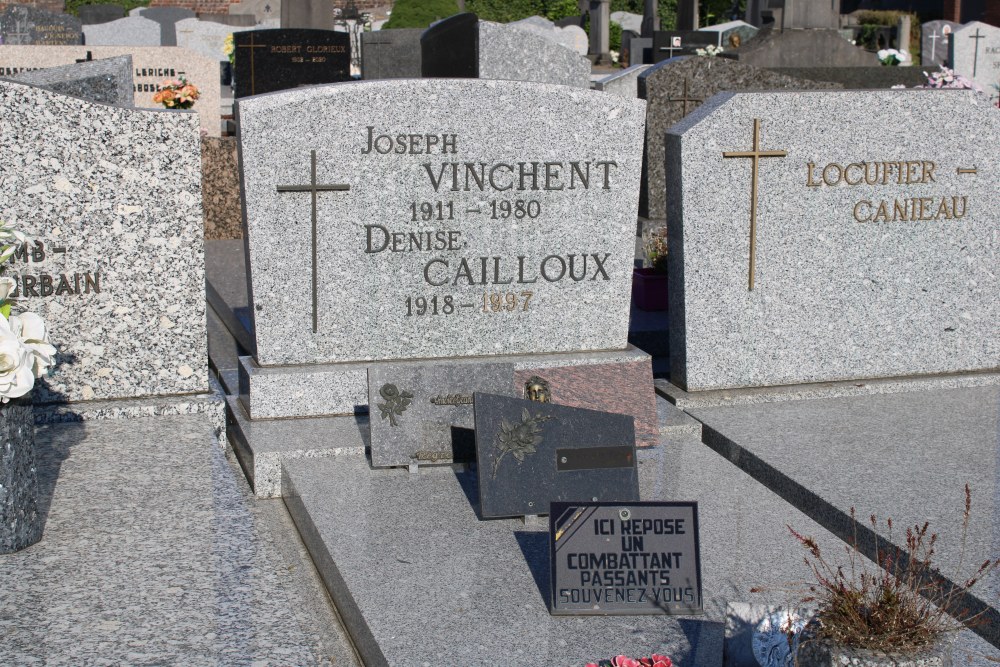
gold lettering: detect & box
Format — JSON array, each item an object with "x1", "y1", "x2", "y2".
[
  {"x1": 806, "y1": 162, "x2": 821, "y2": 187},
  {"x1": 853, "y1": 200, "x2": 872, "y2": 222},
  {"x1": 844, "y1": 163, "x2": 864, "y2": 186}
]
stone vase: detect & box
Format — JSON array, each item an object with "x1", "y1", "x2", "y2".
[
  {"x1": 796, "y1": 633, "x2": 950, "y2": 667},
  {"x1": 0, "y1": 395, "x2": 41, "y2": 554},
  {"x1": 632, "y1": 267, "x2": 668, "y2": 311}
]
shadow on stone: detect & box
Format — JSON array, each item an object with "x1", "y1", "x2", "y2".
[{"x1": 513, "y1": 530, "x2": 550, "y2": 606}]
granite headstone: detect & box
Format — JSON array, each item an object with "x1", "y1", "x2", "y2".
[
  {"x1": 0, "y1": 45, "x2": 221, "y2": 136},
  {"x1": 509, "y1": 15, "x2": 588, "y2": 56},
  {"x1": 367, "y1": 361, "x2": 514, "y2": 468},
  {"x1": 176, "y1": 17, "x2": 252, "y2": 62},
  {"x1": 420, "y1": 12, "x2": 477, "y2": 79},
  {"x1": 594, "y1": 64, "x2": 652, "y2": 97},
  {"x1": 727, "y1": 29, "x2": 877, "y2": 67},
  {"x1": 949, "y1": 21, "x2": 1000, "y2": 93},
  {"x1": 82, "y1": 15, "x2": 161, "y2": 47},
  {"x1": 0, "y1": 79, "x2": 207, "y2": 403},
  {"x1": 0, "y1": 5, "x2": 82, "y2": 45},
  {"x1": 700, "y1": 20, "x2": 758, "y2": 48},
  {"x1": 474, "y1": 394, "x2": 638, "y2": 519},
  {"x1": 236, "y1": 79, "x2": 645, "y2": 366},
  {"x1": 921, "y1": 20, "x2": 961, "y2": 68},
  {"x1": 652, "y1": 30, "x2": 717, "y2": 61},
  {"x1": 76, "y1": 3, "x2": 124, "y2": 25},
  {"x1": 638, "y1": 56, "x2": 840, "y2": 221},
  {"x1": 550, "y1": 502, "x2": 702, "y2": 615},
  {"x1": 665, "y1": 89, "x2": 1000, "y2": 390},
  {"x1": 233, "y1": 28, "x2": 350, "y2": 98},
  {"x1": 202, "y1": 137, "x2": 242, "y2": 240},
  {"x1": 360, "y1": 28, "x2": 422, "y2": 80},
  {"x1": 138, "y1": 7, "x2": 196, "y2": 47},
  {"x1": 7, "y1": 53, "x2": 132, "y2": 106}
]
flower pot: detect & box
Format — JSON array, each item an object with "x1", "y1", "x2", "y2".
[
  {"x1": 0, "y1": 395, "x2": 41, "y2": 554},
  {"x1": 796, "y1": 632, "x2": 950, "y2": 667},
  {"x1": 632, "y1": 267, "x2": 668, "y2": 311}
]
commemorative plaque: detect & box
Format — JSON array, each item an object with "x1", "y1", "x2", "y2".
[{"x1": 549, "y1": 501, "x2": 702, "y2": 615}]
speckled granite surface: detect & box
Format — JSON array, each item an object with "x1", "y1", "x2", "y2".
[
  {"x1": 202, "y1": 137, "x2": 243, "y2": 241},
  {"x1": 7, "y1": 54, "x2": 133, "y2": 107},
  {"x1": 594, "y1": 64, "x2": 652, "y2": 97},
  {"x1": 666, "y1": 90, "x2": 1000, "y2": 390},
  {"x1": 0, "y1": 79, "x2": 208, "y2": 403},
  {"x1": 0, "y1": 412, "x2": 360, "y2": 666},
  {"x1": 0, "y1": 398, "x2": 40, "y2": 553},
  {"x1": 479, "y1": 21, "x2": 592, "y2": 88}
]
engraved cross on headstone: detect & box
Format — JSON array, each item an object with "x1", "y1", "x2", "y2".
[
  {"x1": 969, "y1": 28, "x2": 985, "y2": 77},
  {"x1": 667, "y1": 79, "x2": 702, "y2": 116},
  {"x1": 928, "y1": 30, "x2": 940, "y2": 62},
  {"x1": 722, "y1": 118, "x2": 787, "y2": 291},
  {"x1": 7, "y1": 18, "x2": 31, "y2": 45},
  {"x1": 237, "y1": 32, "x2": 268, "y2": 95},
  {"x1": 276, "y1": 150, "x2": 351, "y2": 333}
]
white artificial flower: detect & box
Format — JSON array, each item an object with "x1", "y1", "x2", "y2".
[
  {"x1": 10, "y1": 312, "x2": 56, "y2": 378},
  {"x1": 0, "y1": 316, "x2": 35, "y2": 402},
  {"x1": 0, "y1": 276, "x2": 16, "y2": 302}
]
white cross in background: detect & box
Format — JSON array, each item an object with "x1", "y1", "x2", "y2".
[
  {"x1": 929, "y1": 31, "x2": 940, "y2": 61},
  {"x1": 5, "y1": 18, "x2": 31, "y2": 45}
]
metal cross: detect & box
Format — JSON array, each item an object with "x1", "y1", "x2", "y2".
[
  {"x1": 236, "y1": 32, "x2": 268, "y2": 95},
  {"x1": 722, "y1": 118, "x2": 787, "y2": 291},
  {"x1": 658, "y1": 45, "x2": 682, "y2": 59},
  {"x1": 969, "y1": 28, "x2": 985, "y2": 77},
  {"x1": 276, "y1": 150, "x2": 351, "y2": 333},
  {"x1": 75, "y1": 51, "x2": 93, "y2": 63},
  {"x1": 667, "y1": 79, "x2": 703, "y2": 116}
]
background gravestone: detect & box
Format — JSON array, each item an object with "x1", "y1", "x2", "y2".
[
  {"x1": 700, "y1": 19, "x2": 758, "y2": 48},
  {"x1": 0, "y1": 79, "x2": 207, "y2": 403},
  {"x1": 949, "y1": 21, "x2": 1000, "y2": 93},
  {"x1": 638, "y1": 56, "x2": 840, "y2": 221},
  {"x1": 76, "y1": 3, "x2": 124, "y2": 25},
  {"x1": 138, "y1": 7, "x2": 196, "y2": 47},
  {"x1": 509, "y1": 15, "x2": 588, "y2": 55},
  {"x1": 360, "y1": 28, "x2": 422, "y2": 80},
  {"x1": 594, "y1": 63, "x2": 652, "y2": 97},
  {"x1": 921, "y1": 20, "x2": 961, "y2": 68},
  {"x1": 202, "y1": 137, "x2": 242, "y2": 240},
  {"x1": 652, "y1": 30, "x2": 717, "y2": 61},
  {"x1": 82, "y1": 15, "x2": 161, "y2": 46},
  {"x1": 176, "y1": 17, "x2": 252, "y2": 63},
  {"x1": 727, "y1": 29, "x2": 877, "y2": 67},
  {"x1": 665, "y1": 89, "x2": 1000, "y2": 390},
  {"x1": 233, "y1": 28, "x2": 350, "y2": 98},
  {"x1": 7, "y1": 53, "x2": 132, "y2": 106},
  {"x1": 420, "y1": 12, "x2": 478, "y2": 79},
  {"x1": 0, "y1": 5, "x2": 82, "y2": 45}
]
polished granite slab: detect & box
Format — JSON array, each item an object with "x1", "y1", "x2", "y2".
[{"x1": 0, "y1": 413, "x2": 358, "y2": 666}]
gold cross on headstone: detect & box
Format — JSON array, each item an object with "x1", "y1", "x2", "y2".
[
  {"x1": 237, "y1": 32, "x2": 268, "y2": 95},
  {"x1": 667, "y1": 79, "x2": 703, "y2": 116},
  {"x1": 276, "y1": 150, "x2": 351, "y2": 333},
  {"x1": 722, "y1": 118, "x2": 787, "y2": 291},
  {"x1": 968, "y1": 28, "x2": 985, "y2": 76}
]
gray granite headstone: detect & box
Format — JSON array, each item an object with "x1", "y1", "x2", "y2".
[
  {"x1": 176, "y1": 17, "x2": 251, "y2": 62},
  {"x1": 0, "y1": 79, "x2": 207, "y2": 403},
  {"x1": 594, "y1": 64, "x2": 652, "y2": 97},
  {"x1": 8, "y1": 54, "x2": 133, "y2": 107},
  {"x1": 949, "y1": 21, "x2": 1000, "y2": 93},
  {"x1": 76, "y1": 4, "x2": 125, "y2": 25},
  {"x1": 638, "y1": 56, "x2": 840, "y2": 220},
  {"x1": 0, "y1": 5, "x2": 82, "y2": 45},
  {"x1": 474, "y1": 393, "x2": 638, "y2": 519},
  {"x1": 479, "y1": 21, "x2": 591, "y2": 88},
  {"x1": 509, "y1": 16, "x2": 588, "y2": 56},
  {"x1": 367, "y1": 361, "x2": 515, "y2": 468},
  {"x1": 921, "y1": 21, "x2": 960, "y2": 68},
  {"x1": 727, "y1": 29, "x2": 876, "y2": 68},
  {"x1": 236, "y1": 80, "x2": 645, "y2": 366},
  {"x1": 360, "y1": 28, "x2": 422, "y2": 80},
  {"x1": 666, "y1": 89, "x2": 1000, "y2": 391},
  {"x1": 550, "y1": 502, "x2": 701, "y2": 615},
  {"x1": 700, "y1": 19, "x2": 758, "y2": 48},
  {"x1": 138, "y1": 7, "x2": 196, "y2": 47},
  {"x1": 82, "y1": 15, "x2": 161, "y2": 46}
]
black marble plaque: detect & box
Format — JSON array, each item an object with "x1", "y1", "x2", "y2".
[
  {"x1": 474, "y1": 393, "x2": 638, "y2": 519},
  {"x1": 652, "y1": 30, "x2": 717, "y2": 62},
  {"x1": 0, "y1": 5, "x2": 82, "y2": 45},
  {"x1": 234, "y1": 28, "x2": 351, "y2": 98},
  {"x1": 420, "y1": 12, "x2": 478, "y2": 78},
  {"x1": 549, "y1": 502, "x2": 702, "y2": 615},
  {"x1": 361, "y1": 28, "x2": 422, "y2": 80}
]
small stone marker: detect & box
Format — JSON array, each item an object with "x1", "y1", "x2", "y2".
[
  {"x1": 949, "y1": 21, "x2": 1000, "y2": 93},
  {"x1": 361, "y1": 28, "x2": 422, "y2": 80},
  {"x1": 921, "y1": 21, "x2": 961, "y2": 68},
  {"x1": 666, "y1": 89, "x2": 1000, "y2": 390},
  {"x1": 76, "y1": 4, "x2": 125, "y2": 25},
  {"x1": 0, "y1": 45, "x2": 221, "y2": 136},
  {"x1": 0, "y1": 5, "x2": 82, "y2": 45},
  {"x1": 367, "y1": 361, "x2": 514, "y2": 468},
  {"x1": 0, "y1": 79, "x2": 206, "y2": 403},
  {"x1": 236, "y1": 79, "x2": 645, "y2": 366},
  {"x1": 82, "y1": 15, "x2": 161, "y2": 47},
  {"x1": 7, "y1": 53, "x2": 133, "y2": 107},
  {"x1": 474, "y1": 394, "x2": 639, "y2": 519},
  {"x1": 233, "y1": 28, "x2": 350, "y2": 98},
  {"x1": 549, "y1": 502, "x2": 701, "y2": 615}
]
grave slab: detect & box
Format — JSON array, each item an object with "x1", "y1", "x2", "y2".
[
  {"x1": 360, "y1": 28, "x2": 422, "y2": 80},
  {"x1": 138, "y1": 6, "x2": 196, "y2": 46},
  {"x1": 81, "y1": 15, "x2": 161, "y2": 46},
  {"x1": 0, "y1": 45, "x2": 221, "y2": 136},
  {"x1": 0, "y1": 79, "x2": 208, "y2": 403},
  {"x1": 76, "y1": 3, "x2": 125, "y2": 25},
  {"x1": 232, "y1": 28, "x2": 351, "y2": 98},
  {"x1": 176, "y1": 17, "x2": 253, "y2": 62},
  {"x1": 478, "y1": 21, "x2": 591, "y2": 87},
  {"x1": 0, "y1": 5, "x2": 82, "y2": 45},
  {"x1": 594, "y1": 63, "x2": 652, "y2": 97},
  {"x1": 729, "y1": 29, "x2": 876, "y2": 67},
  {"x1": 921, "y1": 20, "x2": 961, "y2": 68},
  {"x1": 666, "y1": 89, "x2": 1000, "y2": 391},
  {"x1": 367, "y1": 361, "x2": 515, "y2": 468},
  {"x1": 7, "y1": 53, "x2": 133, "y2": 106},
  {"x1": 949, "y1": 21, "x2": 1000, "y2": 94}
]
